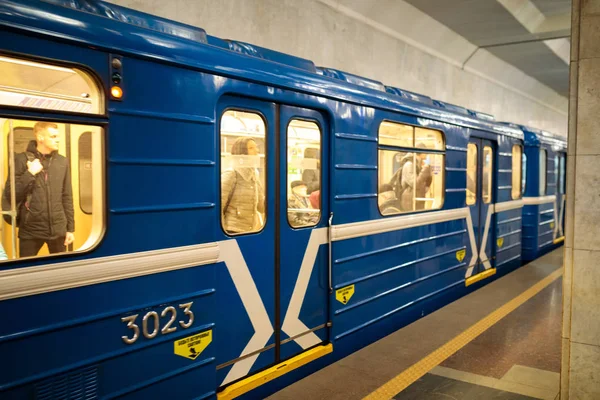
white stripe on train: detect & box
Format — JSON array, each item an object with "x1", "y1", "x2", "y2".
[{"x1": 0, "y1": 197, "x2": 555, "y2": 385}]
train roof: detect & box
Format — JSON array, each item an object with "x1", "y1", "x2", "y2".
[
  {"x1": 500, "y1": 122, "x2": 567, "y2": 149},
  {"x1": 2, "y1": 0, "x2": 525, "y2": 140}
]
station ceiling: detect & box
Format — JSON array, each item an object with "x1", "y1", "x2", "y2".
[{"x1": 343, "y1": 0, "x2": 571, "y2": 98}]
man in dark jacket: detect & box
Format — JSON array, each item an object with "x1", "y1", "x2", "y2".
[{"x1": 4, "y1": 122, "x2": 75, "y2": 257}]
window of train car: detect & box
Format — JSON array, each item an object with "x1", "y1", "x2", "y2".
[
  {"x1": 0, "y1": 56, "x2": 104, "y2": 261},
  {"x1": 559, "y1": 154, "x2": 566, "y2": 193},
  {"x1": 287, "y1": 119, "x2": 321, "y2": 228},
  {"x1": 0, "y1": 55, "x2": 103, "y2": 114},
  {"x1": 377, "y1": 121, "x2": 444, "y2": 215},
  {"x1": 466, "y1": 143, "x2": 477, "y2": 205},
  {"x1": 522, "y1": 152, "x2": 527, "y2": 194},
  {"x1": 482, "y1": 146, "x2": 493, "y2": 203},
  {"x1": 539, "y1": 149, "x2": 547, "y2": 195},
  {"x1": 554, "y1": 154, "x2": 559, "y2": 193},
  {"x1": 511, "y1": 145, "x2": 523, "y2": 200},
  {"x1": 0, "y1": 119, "x2": 104, "y2": 261},
  {"x1": 220, "y1": 110, "x2": 267, "y2": 235}
]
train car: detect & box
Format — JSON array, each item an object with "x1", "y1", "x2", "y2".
[
  {"x1": 0, "y1": 1, "x2": 542, "y2": 399},
  {"x1": 519, "y1": 126, "x2": 567, "y2": 261}
]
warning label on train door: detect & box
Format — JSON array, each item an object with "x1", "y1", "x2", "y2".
[
  {"x1": 174, "y1": 330, "x2": 212, "y2": 360},
  {"x1": 497, "y1": 238, "x2": 504, "y2": 248},
  {"x1": 336, "y1": 285, "x2": 355, "y2": 305},
  {"x1": 456, "y1": 249, "x2": 466, "y2": 262}
]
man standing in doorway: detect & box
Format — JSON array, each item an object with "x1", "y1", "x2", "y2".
[{"x1": 4, "y1": 122, "x2": 75, "y2": 257}]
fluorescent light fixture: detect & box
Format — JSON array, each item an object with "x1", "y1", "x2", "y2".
[{"x1": 0, "y1": 55, "x2": 74, "y2": 73}]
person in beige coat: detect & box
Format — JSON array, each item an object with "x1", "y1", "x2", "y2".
[{"x1": 221, "y1": 137, "x2": 265, "y2": 234}]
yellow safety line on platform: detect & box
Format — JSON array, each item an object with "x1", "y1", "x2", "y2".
[
  {"x1": 363, "y1": 267, "x2": 563, "y2": 400},
  {"x1": 465, "y1": 268, "x2": 496, "y2": 287},
  {"x1": 217, "y1": 344, "x2": 333, "y2": 400},
  {"x1": 553, "y1": 236, "x2": 565, "y2": 244}
]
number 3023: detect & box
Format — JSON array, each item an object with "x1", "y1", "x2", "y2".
[{"x1": 121, "y1": 302, "x2": 194, "y2": 345}]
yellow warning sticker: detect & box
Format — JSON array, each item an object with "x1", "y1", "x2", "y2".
[
  {"x1": 550, "y1": 222, "x2": 555, "y2": 229},
  {"x1": 456, "y1": 249, "x2": 466, "y2": 262},
  {"x1": 174, "y1": 330, "x2": 212, "y2": 360},
  {"x1": 336, "y1": 285, "x2": 355, "y2": 305},
  {"x1": 497, "y1": 238, "x2": 504, "y2": 248}
]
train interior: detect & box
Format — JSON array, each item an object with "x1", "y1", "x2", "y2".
[{"x1": 0, "y1": 54, "x2": 104, "y2": 260}]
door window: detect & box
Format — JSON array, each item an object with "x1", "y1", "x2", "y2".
[
  {"x1": 466, "y1": 143, "x2": 477, "y2": 205},
  {"x1": 220, "y1": 110, "x2": 267, "y2": 235},
  {"x1": 286, "y1": 119, "x2": 321, "y2": 228},
  {"x1": 539, "y1": 149, "x2": 547, "y2": 195},
  {"x1": 482, "y1": 146, "x2": 493, "y2": 204}
]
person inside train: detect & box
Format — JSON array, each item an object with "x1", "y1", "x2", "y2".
[
  {"x1": 1, "y1": 122, "x2": 75, "y2": 257},
  {"x1": 309, "y1": 189, "x2": 320, "y2": 210},
  {"x1": 288, "y1": 180, "x2": 319, "y2": 227},
  {"x1": 378, "y1": 184, "x2": 402, "y2": 215},
  {"x1": 221, "y1": 137, "x2": 265, "y2": 234},
  {"x1": 301, "y1": 147, "x2": 320, "y2": 195},
  {"x1": 389, "y1": 149, "x2": 432, "y2": 211}
]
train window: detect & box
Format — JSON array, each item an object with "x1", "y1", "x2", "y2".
[
  {"x1": 554, "y1": 154, "x2": 559, "y2": 194},
  {"x1": 0, "y1": 119, "x2": 104, "y2": 261},
  {"x1": 415, "y1": 127, "x2": 444, "y2": 150},
  {"x1": 539, "y1": 149, "x2": 547, "y2": 195},
  {"x1": 511, "y1": 145, "x2": 523, "y2": 200},
  {"x1": 522, "y1": 152, "x2": 527, "y2": 194},
  {"x1": 286, "y1": 120, "x2": 321, "y2": 228},
  {"x1": 559, "y1": 154, "x2": 566, "y2": 193},
  {"x1": 466, "y1": 143, "x2": 477, "y2": 205},
  {"x1": 379, "y1": 121, "x2": 413, "y2": 147},
  {"x1": 78, "y1": 132, "x2": 92, "y2": 214},
  {"x1": 0, "y1": 55, "x2": 103, "y2": 114},
  {"x1": 482, "y1": 146, "x2": 493, "y2": 204},
  {"x1": 378, "y1": 121, "x2": 445, "y2": 215},
  {"x1": 220, "y1": 110, "x2": 266, "y2": 236}
]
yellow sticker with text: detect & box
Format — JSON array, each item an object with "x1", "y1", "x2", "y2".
[
  {"x1": 497, "y1": 238, "x2": 504, "y2": 248},
  {"x1": 456, "y1": 249, "x2": 466, "y2": 262},
  {"x1": 336, "y1": 285, "x2": 355, "y2": 305},
  {"x1": 174, "y1": 330, "x2": 212, "y2": 360}
]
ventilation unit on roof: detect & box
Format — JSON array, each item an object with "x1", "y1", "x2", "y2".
[
  {"x1": 467, "y1": 109, "x2": 495, "y2": 121},
  {"x1": 432, "y1": 100, "x2": 470, "y2": 116},
  {"x1": 316, "y1": 67, "x2": 385, "y2": 92},
  {"x1": 44, "y1": 0, "x2": 208, "y2": 43},
  {"x1": 206, "y1": 36, "x2": 316, "y2": 72},
  {"x1": 385, "y1": 86, "x2": 434, "y2": 106}
]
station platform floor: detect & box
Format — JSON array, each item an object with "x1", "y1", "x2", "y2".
[{"x1": 268, "y1": 248, "x2": 564, "y2": 400}]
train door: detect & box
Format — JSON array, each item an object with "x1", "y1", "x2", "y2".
[
  {"x1": 466, "y1": 138, "x2": 495, "y2": 275},
  {"x1": 278, "y1": 105, "x2": 329, "y2": 360},
  {"x1": 217, "y1": 98, "x2": 330, "y2": 387}
]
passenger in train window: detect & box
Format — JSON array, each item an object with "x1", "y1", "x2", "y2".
[
  {"x1": 2, "y1": 122, "x2": 75, "y2": 257},
  {"x1": 301, "y1": 148, "x2": 320, "y2": 195},
  {"x1": 221, "y1": 137, "x2": 265, "y2": 234},
  {"x1": 390, "y1": 151, "x2": 432, "y2": 211},
  {"x1": 378, "y1": 184, "x2": 402, "y2": 215},
  {"x1": 288, "y1": 180, "x2": 318, "y2": 227},
  {"x1": 309, "y1": 190, "x2": 320, "y2": 210}
]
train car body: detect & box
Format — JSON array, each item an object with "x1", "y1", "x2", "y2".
[
  {"x1": 519, "y1": 126, "x2": 567, "y2": 261},
  {"x1": 0, "y1": 1, "x2": 554, "y2": 399}
]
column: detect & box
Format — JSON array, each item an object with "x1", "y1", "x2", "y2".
[{"x1": 562, "y1": 0, "x2": 600, "y2": 398}]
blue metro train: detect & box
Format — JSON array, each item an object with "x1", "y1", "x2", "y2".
[{"x1": 0, "y1": 1, "x2": 566, "y2": 399}]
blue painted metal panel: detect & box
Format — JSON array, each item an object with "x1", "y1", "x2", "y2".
[
  {"x1": 519, "y1": 124, "x2": 566, "y2": 260},
  {"x1": 278, "y1": 105, "x2": 330, "y2": 360},
  {"x1": 332, "y1": 221, "x2": 469, "y2": 341}
]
